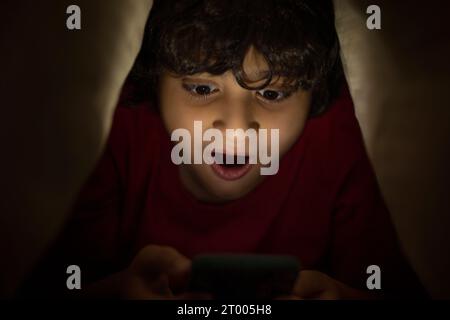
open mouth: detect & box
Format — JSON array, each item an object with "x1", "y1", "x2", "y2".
[{"x1": 210, "y1": 151, "x2": 253, "y2": 181}]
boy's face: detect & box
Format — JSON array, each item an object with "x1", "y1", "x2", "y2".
[{"x1": 159, "y1": 47, "x2": 312, "y2": 202}]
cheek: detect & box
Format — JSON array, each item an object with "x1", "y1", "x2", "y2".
[
  {"x1": 261, "y1": 109, "x2": 309, "y2": 157},
  {"x1": 161, "y1": 104, "x2": 187, "y2": 133},
  {"x1": 159, "y1": 82, "x2": 217, "y2": 134},
  {"x1": 161, "y1": 104, "x2": 215, "y2": 137},
  {"x1": 159, "y1": 95, "x2": 200, "y2": 137}
]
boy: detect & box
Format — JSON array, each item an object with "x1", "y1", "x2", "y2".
[{"x1": 21, "y1": 0, "x2": 425, "y2": 299}]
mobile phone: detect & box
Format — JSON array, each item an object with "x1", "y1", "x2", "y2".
[{"x1": 188, "y1": 254, "x2": 301, "y2": 299}]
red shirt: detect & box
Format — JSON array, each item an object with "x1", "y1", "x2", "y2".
[{"x1": 23, "y1": 88, "x2": 425, "y2": 297}]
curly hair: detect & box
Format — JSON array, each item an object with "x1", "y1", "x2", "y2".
[{"x1": 128, "y1": 0, "x2": 343, "y2": 116}]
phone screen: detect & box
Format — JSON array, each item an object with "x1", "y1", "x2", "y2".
[{"x1": 189, "y1": 254, "x2": 301, "y2": 299}]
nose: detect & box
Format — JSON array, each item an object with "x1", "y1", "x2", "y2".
[
  {"x1": 212, "y1": 95, "x2": 260, "y2": 155},
  {"x1": 212, "y1": 97, "x2": 260, "y2": 133}
]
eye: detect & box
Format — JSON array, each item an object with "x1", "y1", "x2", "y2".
[
  {"x1": 256, "y1": 89, "x2": 291, "y2": 102},
  {"x1": 182, "y1": 83, "x2": 219, "y2": 97}
]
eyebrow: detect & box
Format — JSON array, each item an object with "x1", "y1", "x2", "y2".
[
  {"x1": 181, "y1": 76, "x2": 219, "y2": 82},
  {"x1": 180, "y1": 71, "x2": 301, "y2": 91},
  {"x1": 239, "y1": 70, "x2": 299, "y2": 88},
  {"x1": 239, "y1": 69, "x2": 271, "y2": 81}
]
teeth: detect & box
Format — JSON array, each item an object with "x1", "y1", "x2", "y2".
[
  {"x1": 235, "y1": 155, "x2": 247, "y2": 164},
  {"x1": 214, "y1": 152, "x2": 224, "y2": 164},
  {"x1": 213, "y1": 152, "x2": 248, "y2": 164}
]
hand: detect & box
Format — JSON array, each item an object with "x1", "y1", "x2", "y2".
[
  {"x1": 122, "y1": 245, "x2": 192, "y2": 299},
  {"x1": 279, "y1": 270, "x2": 377, "y2": 300},
  {"x1": 86, "y1": 245, "x2": 209, "y2": 299}
]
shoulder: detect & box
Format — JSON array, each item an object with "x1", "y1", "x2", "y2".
[
  {"x1": 310, "y1": 87, "x2": 362, "y2": 141},
  {"x1": 314, "y1": 86, "x2": 365, "y2": 154},
  {"x1": 105, "y1": 101, "x2": 166, "y2": 184},
  {"x1": 108, "y1": 102, "x2": 163, "y2": 153},
  {"x1": 303, "y1": 86, "x2": 370, "y2": 184},
  {"x1": 111, "y1": 102, "x2": 161, "y2": 137}
]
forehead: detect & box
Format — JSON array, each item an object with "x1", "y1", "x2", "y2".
[
  {"x1": 161, "y1": 46, "x2": 297, "y2": 89},
  {"x1": 241, "y1": 47, "x2": 270, "y2": 82},
  {"x1": 236, "y1": 47, "x2": 298, "y2": 89}
]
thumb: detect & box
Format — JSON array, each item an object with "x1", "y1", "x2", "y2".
[
  {"x1": 133, "y1": 245, "x2": 191, "y2": 294},
  {"x1": 293, "y1": 270, "x2": 328, "y2": 299},
  {"x1": 167, "y1": 254, "x2": 191, "y2": 294}
]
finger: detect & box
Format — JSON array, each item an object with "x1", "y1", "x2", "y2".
[
  {"x1": 134, "y1": 245, "x2": 192, "y2": 293},
  {"x1": 134, "y1": 245, "x2": 187, "y2": 269},
  {"x1": 292, "y1": 270, "x2": 328, "y2": 299},
  {"x1": 167, "y1": 258, "x2": 192, "y2": 294},
  {"x1": 315, "y1": 290, "x2": 340, "y2": 300},
  {"x1": 124, "y1": 274, "x2": 173, "y2": 300}
]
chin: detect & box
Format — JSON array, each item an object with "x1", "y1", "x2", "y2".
[
  {"x1": 205, "y1": 186, "x2": 251, "y2": 203},
  {"x1": 203, "y1": 173, "x2": 263, "y2": 203},
  {"x1": 186, "y1": 164, "x2": 264, "y2": 203}
]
